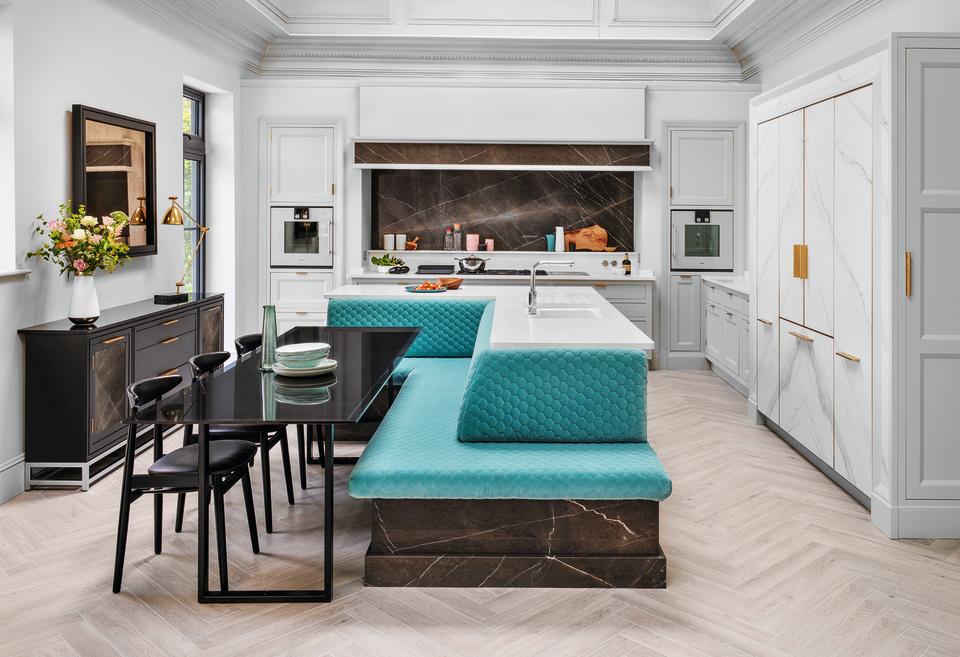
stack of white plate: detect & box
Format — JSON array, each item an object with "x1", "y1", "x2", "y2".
[{"x1": 274, "y1": 342, "x2": 337, "y2": 377}]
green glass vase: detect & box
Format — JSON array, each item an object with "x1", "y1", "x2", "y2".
[{"x1": 260, "y1": 304, "x2": 278, "y2": 372}]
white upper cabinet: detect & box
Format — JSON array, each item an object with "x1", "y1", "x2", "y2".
[
  {"x1": 803, "y1": 99, "x2": 835, "y2": 336},
  {"x1": 269, "y1": 126, "x2": 335, "y2": 205},
  {"x1": 778, "y1": 110, "x2": 804, "y2": 325},
  {"x1": 669, "y1": 129, "x2": 735, "y2": 207}
]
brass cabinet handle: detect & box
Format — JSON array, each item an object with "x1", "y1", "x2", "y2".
[
  {"x1": 295, "y1": 271, "x2": 309, "y2": 276},
  {"x1": 160, "y1": 337, "x2": 179, "y2": 345},
  {"x1": 793, "y1": 244, "x2": 809, "y2": 279},
  {"x1": 295, "y1": 311, "x2": 308, "y2": 315},
  {"x1": 161, "y1": 319, "x2": 180, "y2": 326},
  {"x1": 757, "y1": 318, "x2": 773, "y2": 325},
  {"x1": 836, "y1": 351, "x2": 861, "y2": 362},
  {"x1": 788, "y1": 330, "x2": 813, "y2": 343},
  {"x1": 905, "y1": 251, "x2": 912, "y2": 298},
  {"x1": 102, "y1": 335, "x2": 125, "y2": 345},
  {"x1": 160, "y1": 367, "x2": 179, "y2": 376}
]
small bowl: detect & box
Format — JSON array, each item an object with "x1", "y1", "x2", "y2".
[{"x1": 437, "y1": 277, "x2": 464, "y2": 290}]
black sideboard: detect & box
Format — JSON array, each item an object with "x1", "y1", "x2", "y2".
[{"x1": 18, "y1": 294, "x2": 224, "y2": 489}]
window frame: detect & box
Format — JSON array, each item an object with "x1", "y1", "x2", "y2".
[{"x1": 182, "y1": 86, "x2": 206, "y2": 295}]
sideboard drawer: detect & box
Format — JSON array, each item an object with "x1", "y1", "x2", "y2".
[
  {"x1": 136, "y1": 311, "x2": 197, "y2": 350},
  {"x1": 135, "y1": 331, "x2": 197, "y2": 380}
]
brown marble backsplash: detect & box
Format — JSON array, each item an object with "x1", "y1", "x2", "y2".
[
  {"x1": 356, "y1": 142, "x2": 650, "y2": 167},
  {"x1": 371, "y1": 170, "x2": 634, "y2": 251}
]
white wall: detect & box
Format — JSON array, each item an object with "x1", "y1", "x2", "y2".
[{"x1": 0, "y1": 0, "x2": 244, "y2": 502}]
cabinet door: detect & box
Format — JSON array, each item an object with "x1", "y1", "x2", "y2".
[
  {"x1": 804, "y1": 98, "x2": 836, "y2": 336},
  {"x1": 705, "y1": 302, "x2": 723, "y2": 361},
  {"x1": 669, "y1": 129, "x2": 735, "y2": 206},
  {"x1": 277, "y1": 311, "x2": 327, "y2": 337},
  {"x1": 721, "y1": 309, "x2": 741, "y2": 375},
  {"x1": 270, "y1": 271, "x2": 334, "y2": 313},
  {"x1": 756, "y1": 119, "x2": 780, "y2": 420},
  {"x1": 779, "y1": 320, "x2": 834, "y2": 465},
  {"x1": 904, "y1": 49, "x2": 960, "y2": 499},
  {"x1": 269, "y1": 126, "x2": 334, "y2": 205},
  {"x1": 89, "y1": 330, "x2": 131, "y2": 455},
  {"x1": 669, "y1": 275, "x2": 701, "y2": 351},
  {"x1": 199, "y1": 304, "x2": 223, "y2": 354},
  {"x1": 757, "y1": 317, "x2": 779, "y2": 421},
  {"x1": 833, "y1": 85, "x2": 873, "y2": 494},
  {"x1": 779, "y1": 110, "x2": 804, "y2": 325},
  {"x1": 740, "y1": 315, "x2": 751, "y2": 385}
]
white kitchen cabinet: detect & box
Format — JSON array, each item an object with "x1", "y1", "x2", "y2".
[
  {"x1": 269, "y1": 126, "x2": 335, "y2": 205},
  {"x1": 705, "y1": 301, "x2": 722, "y2": 361},
  {"x1": 669, "y1": 275, "x2": 701, "y2": 352},
  {"x1": 703, "y1": 280, "x2": 749, "y2": 390},
  {"x1": 756, "y1": 318, "x2": 779, "y2": 421},
  {"x1": 756, "y1": 119, "x2": 780, "y2": 422},
  {"x1": 669, "y1": 129, "x2": 735, "y2": 206},
  {"x1": 803, "y1": 98, "x2": 835, "y2": 336},
  {"x1": 277, "y1": 311, "x2": 327, "y2": 337},
  {"x1": 721, "y1": 307, "x2": 741, "y2": 375},
  {"x1": 740, "y1": 315, "x2": 751, "y2": 387},
  {"x1": 779, "y1": 110, "x2": 805, "y2": 326},
  {"x1": 270, "y1": 270, "x2": 334, "y2": 316},
  {"x1": 779, "y1": 319, "x2": 834, "y2": 465}
]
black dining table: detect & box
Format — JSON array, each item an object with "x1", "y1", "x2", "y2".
[{"x1": 131, "y1": 325, "x2": 420, "y2": 604}]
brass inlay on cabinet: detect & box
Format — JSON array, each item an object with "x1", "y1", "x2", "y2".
[
  {"x1": 102, "y1": 335, "x2": 125, "y2": 345},
  {"x1": 836, "y1": 352, "x2": 861, "y2": 362},
  {"x1": 788, "y1": 330, "x2": 813, "y2": 343},
  {"x1": 793, "y1": 244, "x2": 808, "y2": 279},
  {"x1": 160, "y1": 337, "x2": 179, "y2": 345},
  {"x1": 905, "y1": 251, "x2": 912, "y2": 298},
  {"x1": 161, "y1": 319, "x2": 179, "y2": 326}
]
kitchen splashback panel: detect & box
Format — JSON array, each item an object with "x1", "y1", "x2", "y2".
[{"x1": 371, "y1": 170, "x2": 634, "y2": 251}]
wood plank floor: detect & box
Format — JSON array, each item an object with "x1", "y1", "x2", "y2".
[{"x1": 2, "y1": 370, "x2": 959, "y2": 657}]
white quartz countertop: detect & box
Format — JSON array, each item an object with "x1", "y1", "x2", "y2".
[
  {"x1": 701, "y1": 275, "x2": 750, "y2": 298},
  {"x1": 349, "y1": 269, "x2": 656, "y2": 283},
  {"x1": 325, "y1": 284, "x2": 654, "y2": 352}
]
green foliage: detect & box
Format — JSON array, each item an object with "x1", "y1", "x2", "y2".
[
  {"x1": 26, "y1": 202, "x2": 131, "y2": 276},
  {"x1": 371, "y1": 253, "x2": 405, "y2": 267}
]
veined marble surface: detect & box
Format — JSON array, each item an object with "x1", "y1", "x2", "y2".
[
  {"x1": 779, "y1": 319, "x2": 834, "y2": 465},
  {"x1": 778, "y1": 110, "x2": 804, "y2": 326},
  {"x1": 803, "y1": 98, "x2": 835, "y2": 336},
  {"x1": 756, "y1": 119, "x2": 780, "y2": 422},
  {"x1": 325, "y1": 284, "x2": 654, "y2": 352}
]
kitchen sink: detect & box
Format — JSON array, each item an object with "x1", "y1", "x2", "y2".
[{"x1": 531, "y1": 306, "x2": 601, "y2": 319}]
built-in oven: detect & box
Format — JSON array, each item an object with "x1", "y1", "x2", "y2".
[
  {"x1": 270, "y1": 207, "x2": 333, "y2": 268},
  {"x1": 670, "y1": 209, "x2": 733, "y2": 271}
]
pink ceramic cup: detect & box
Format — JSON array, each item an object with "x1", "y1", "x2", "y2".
[{"x1": 465, "y1": 233, "x2": 480, "y2": 251}]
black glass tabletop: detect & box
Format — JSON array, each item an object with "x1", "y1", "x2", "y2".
[{"x1": 132, "y1": 326, "x2": 420, "y2": 426}]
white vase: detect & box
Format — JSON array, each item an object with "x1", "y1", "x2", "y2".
[{"x1": 68, "y1": 274, "x2": 100, "y2": 325}]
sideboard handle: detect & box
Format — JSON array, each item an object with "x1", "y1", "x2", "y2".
[
  {"x1": 102, "y1": 335, "x2": 125, "y2": 345},
  {"x1": 161, "y1": 319, "x2": 180, "y2": 326},
  {"x1": 160, "y1": 337, "x2": 179, "y2": 345},
  {"x1": 788, "y1": 331, "x2": 813, "y2": 343}
]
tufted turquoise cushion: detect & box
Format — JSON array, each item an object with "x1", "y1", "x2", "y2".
[
  {"x1": 347, "y1": 358, "x2": 671, "y2": 501},
  {"x1": 391, "y1": 357, "x2": 460, "y2": 384},
  {"x1": 457, "y1": 348, "x2": 647, "y2": 443},
  {"x1": 327, "y1": 298, "x2": 490, "y2": 358}
]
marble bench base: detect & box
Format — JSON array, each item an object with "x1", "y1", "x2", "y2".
[{"x1": 364, "y1": 498, "x2": 666, "y2": 588}]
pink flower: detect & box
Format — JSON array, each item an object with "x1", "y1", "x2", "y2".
[
  {"x1": 101, "y1": 216, "x2": 114, "y2": 226},
  {"x1": 89, "y1": 234, "x2": 103, "y2": 244},
  {"x1": 48, "y1": 220, "x2": 66, "y2": 232},
  {"x1": 114, "y1": 226, "x2": 124, "y2": 236},
  {"x1": 73, "y1": 259, "x2": 88, "y2": 272}
]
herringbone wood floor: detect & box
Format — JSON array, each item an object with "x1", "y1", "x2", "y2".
[{"x1": 2, "y1": 370, "x2": 959, "y2": 657}]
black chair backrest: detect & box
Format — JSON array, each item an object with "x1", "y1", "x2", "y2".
[
  {"x1": 235, "y1": 333, "x2": 262, "y2": 358},
  {"x1": 189, "y1": 351, "x2": 231, "y2": 381},
  {"x1": 127, "y1": 375, "x2": 183, "y2": 412}
]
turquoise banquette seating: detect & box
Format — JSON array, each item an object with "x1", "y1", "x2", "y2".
[{"x1": 326, "y1": 296, "x2": 672, "y2": 588}]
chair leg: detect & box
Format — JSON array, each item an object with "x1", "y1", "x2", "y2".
[
  {"x1": 260, "y1": 439, "x2": 273, "y2": 534},
  {"x1": 154, "y1": 494, "x2": 163, "y2": 555},
  {"x1": 240, "y1": 469, "x2": 260, "y2": 554},
  {"x1": 174, "y1": 493, "x2": 186, "y2": 533},
  {"x1": 112, "y1": 498, "x2": 132, "y2": 594},
  {"x1": 296, "y1": 425, "x2": 307, "y2": 490},
  {"x1": 212, "y1": 477, "x2": 229, "y2": 593},
  {"x1": 279, "y1": 429, "x2": 295, "y2": 506}
]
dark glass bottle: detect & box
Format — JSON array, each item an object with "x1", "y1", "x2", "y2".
[{"x1": 622, "y1": 253, "x2": 632, "y2": 276}]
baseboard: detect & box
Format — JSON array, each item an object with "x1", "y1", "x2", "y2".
[
  {"x1": 896, "y1": 505, "x2": 960, "y2": 539},
  {"x1": 0, "y1": 453, "x2": 25, "y2": 504},
  {"x1": 708, "y1": 362, "x2": 748, "y2": 396},
  {"x1": 870, "y1": 494, "x2": 898, "y2": 538},
  {"x1": 747, "y1": 398, "x2": 761, "y2": 424},
  {"x1": 663, "y1": 351, "x2": 709, "y2": 370}
]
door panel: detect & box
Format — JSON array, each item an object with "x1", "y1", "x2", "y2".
[
  {"x1": 757, "y1": 119, "x2": 780, "y2": 420},
  {"x1": 804, "y1": 99, "x2": 835, "y2": 336},
  {"x1": 89, "y1": 330, "x2": 131, "y2": 456},
  {"x1": 779, "y1": 320, "x2": 834, "y2": 465},
  {"x1": 669, "y1": 129, "x2": 735, "y2": 206},
  {"x1": 905, "y1": 49, "x2": 960, "y2": 499},
  {"x1": 269, "y1": 126, "x2": 334, "y2": 205},
  {"x1": 834, "y1": 85, "x2": 873, "y2": 494},
  {"x1": 705, "y1": 302, "x2": 722, "y2": 361},
  {"x1": 721, "y1": 309, "x2": 740, "y2": 375},
  {"x1": 669, "y1": 275, "x2": 701, "y2": 351},
  {"x1": 779, "y1": 111, "x2": 804, "y2": 325}
]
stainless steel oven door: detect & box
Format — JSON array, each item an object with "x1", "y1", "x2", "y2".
[
  {"x1": 670, "y1": 209, "x2": 733, "y2": 271},
  {"x1": 270, "y1": 207, "x2": 333, "y2": 268}
]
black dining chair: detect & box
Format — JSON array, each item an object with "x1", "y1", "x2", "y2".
[
  {"x1": 236, "y1": 333, "x2": 311, "y2": 491},
  {"x1": 173, "y1": 351, "x2": 296, "y2": 534},
  {"x1": 113, "y1": 374, "x2": 259, "y2": 594}
]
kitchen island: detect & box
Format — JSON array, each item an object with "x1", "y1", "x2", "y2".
[{"x1": 325, "y1": 284, "x2": 654, "y2": 353}]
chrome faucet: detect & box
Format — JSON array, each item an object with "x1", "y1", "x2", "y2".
[{"x1": 528, "y1": 260, "x2": 574, "y2": 315}]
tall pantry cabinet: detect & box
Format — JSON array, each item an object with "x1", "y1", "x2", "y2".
[{"x1": 755, "y1": 85, "x2": 873, "y2": 499}]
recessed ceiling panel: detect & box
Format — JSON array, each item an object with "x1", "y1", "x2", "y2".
[{"x1": 407, "y1": 0, "x2": 599, "y2": 25}]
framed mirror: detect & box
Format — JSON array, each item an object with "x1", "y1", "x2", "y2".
[{"x1": 72, "y1": 105, "x2": 157, "y2": 257}]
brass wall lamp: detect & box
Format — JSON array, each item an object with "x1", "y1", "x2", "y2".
[{"x1": 154, "y1": 195, "x2": 209, "y2": 304}]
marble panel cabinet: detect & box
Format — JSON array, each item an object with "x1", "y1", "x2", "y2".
[{"x1": 756, "y1": 120, "x2": 780, "y2": 422}]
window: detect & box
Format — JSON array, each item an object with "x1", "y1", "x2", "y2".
[{"x1": 181, "y1": 86, "x2": 205, "y2": 293}]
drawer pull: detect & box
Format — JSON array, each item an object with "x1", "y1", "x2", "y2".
[
  {"x1": 726, "y1": 311, "x2": 734, "y2": 317},
  {"x1": 161, "y1": 319, "x2": 180, "y2": 326},
  {"x1": 295, "y1": 311, "x2": 308, "y2": 315},
  {"x1": 295, "y1": 271, "x2": 309, "y2": 276},
  {"x1": 836, "y1": 351, "x2": 861, "y2": 363},
  {"x1": 160, "y1": 337, "x2": 179, "y2": 345},
  {"x1": 160, "y1": 368, "x2": 179, "y2": 377},
  {"x1": 905, "y1": 251, "x2": 912, "y2": 298},
  {"x1": 102, "y1": 335, "x2": 125, "y2": 345},
  {"x1": 757, "y1": 318, "x2": 773, "y2": 325},
  {"x1": 788, "y1": 331, "x2": 813, "y2": 343}
]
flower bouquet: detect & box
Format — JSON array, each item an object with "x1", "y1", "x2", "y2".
[{"x1": 27, "y1": 202, "x2": 130, "y2": 325}]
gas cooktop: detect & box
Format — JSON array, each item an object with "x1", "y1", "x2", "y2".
[{"x1": 458, "y1": 269, "x2": 547, "y2": 276}]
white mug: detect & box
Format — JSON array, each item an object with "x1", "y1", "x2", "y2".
[
  {"x1": 395, "y1": 234, "x2": 407, "y2": 250},
  {"x1": 383, "y1": 234, "x2": 395, "y2": 250}
]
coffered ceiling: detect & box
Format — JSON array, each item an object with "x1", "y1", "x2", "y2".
[{"x1": 117, "y1": 0, "x2": 884, "y2": 79}]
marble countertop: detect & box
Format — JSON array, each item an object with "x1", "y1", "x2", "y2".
[
  {"x1": 325, "y1": 284, "x2": 654, "y2": 352},
  {"x1": 701, "y1": 275, "x2": 750, "y2": 298},
  {"x1": 349, "y1": 269, "x2": 656, "y2": 283}
]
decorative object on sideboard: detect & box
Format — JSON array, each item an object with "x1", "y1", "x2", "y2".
[
  {"x1": 26, "y1": 202, "x2": 131, "y2": 326},
  {"x1": 154, "y1": 195, "x2": 209, "y2": 304},
  {"x1": 127, "y1": 196, "x2": 148, "y2": 247},
  {"x1": 465, "y1": 233, "x2": 480, "y2": 252},
  {"x1": 260, "y1": 304, "x2": 278, "y2": 372},
  {"x1": 72, "y1": 105, "x2": 157, "y2": 257},
  {"x1": 485, "y1": 238, "x2": 495, "y2": 251}
]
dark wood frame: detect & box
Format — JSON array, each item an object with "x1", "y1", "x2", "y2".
[{"x1": 72, "y1": 104, "x2": 158, "y2": 257}]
